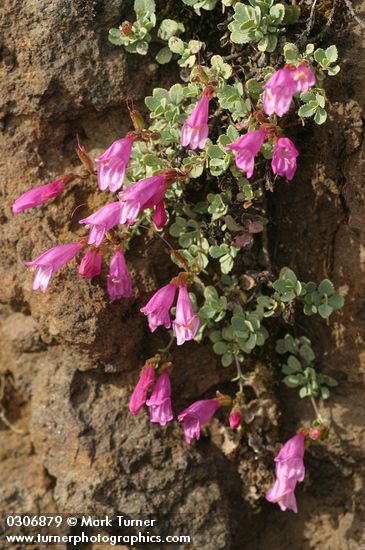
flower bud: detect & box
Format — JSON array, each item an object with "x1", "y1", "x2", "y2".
[
  {"x1": 78, "y1": 248, "x2": 102, "y2": 279},
  {"x1": 129, "y1": 109, "x2": 145, "y2": 130},
  {"x1": 120, "y1": 22, "x2": 132, "y2": 36},
  {"x1": 229, "y1": 410, "x2": 241, "y2": 429},
  {"x1": 310, "y1": 428, "x2": 321, "y2": 440}
]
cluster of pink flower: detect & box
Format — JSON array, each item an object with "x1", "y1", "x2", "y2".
[
  {"x1": 130, "y1": 362, "x2": 309, "y2": 512},
  {"x1": 13, "y1": 63, "x2": 316, "y2": 299},
  {"x1": 129, "y1": 362, "x2": 235, "y2": 443},
  {"x1": 12, "y1": 63, "x2": 319, "y2": 512},
  {"x1": 16, "y1": 168, "x2": 178, "y2": 296},
  {"x1": 183, "y1": 63, "x2": 315, "y2": 182},
  {"x1": 141, "y1": 282, "x2": 200, "y2": 345}
]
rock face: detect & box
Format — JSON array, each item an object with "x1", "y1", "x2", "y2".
[{"x1": 0, "y1": 1, "x2": 365, "y2": 549}]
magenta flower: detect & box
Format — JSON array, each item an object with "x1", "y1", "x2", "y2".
[
  {"x1": 118, "y1": 170, "x2": 177, "y2": 228},
  {"x1": 266, "y1": 433, "x2": 306, "y2": 513},
  {"x1": 96, "y1": 134, "x2": 135, "y2": 192},
  {"x1": 146, "y1": 371, "x2": 173, "y2": 426},
  {"x1": 229, "y1": 410, "x2": 241, "y2": 429},
  {"x1": 172, "y1": 285, "x2": 200, "y2": 345},
  {"x1": 140, "y1": 283, "x2": 177, "y2": 332},
  {"x1": 272, "y1": 137, "x2": 299, "y2": 181},
  {"x1": 225, "y1": 129, "x2": 268, "y2": 179},
  {"x1": 12, "y1": 177, "x2": 69, "y2": 214},
  {"x1": 25, "y1": 242, "x2": 83, "y2": 293},
  {"x1": 263, "y1": 67, "x2": 297, "y2": 117},
  {"x1": 129, "y1": 363, "x2": 156, "y2": 416},
  {"x1": 292, "y1": 64, "x2": 316, "y2": 94},
  {"x1": 79, "y1": 201, "x2": 122, "y2": 246},
  {"x1": 107, "y1": 249, "x2": 132, "y2": 300},
  {"x1": 178, "y1": 399, "x2": 220, "y2": 444},
  {"x1": 152, "y1": 201, "x2": 168, "y2": 229},
  {"x1": 78, "y1": 248, "x2": 102, "y2": 279},
  {"x1": 181, "y1": 88, "x2": 212, "y2": 150},
  {"x1": 263, "y1": 64, "x2": 316, "y2": 117}
]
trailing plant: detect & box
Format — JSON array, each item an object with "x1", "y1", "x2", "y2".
[{"x1": 13, "y1": 0, "x2": 345, "y2": 513}]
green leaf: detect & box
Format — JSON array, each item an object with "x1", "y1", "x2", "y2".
[
  {"x1": 270, "y1": 4, "x2": 285, "y2": 23},
  {"x1": 283, "y1": 42, "x2": 299, "y2": 64},
  {"x1": 136, "y1": 41, "x2": 149, "y2": 55},
  {"x1": 282, "y1": 5, "x2": 301, "y2": 24},
  {"x1": 284, "y1": 334, "x2": 297, "y2": 354},
  {"x1": 314, "y1": 107, "x2": 327, "y2": 125},
  {"x1": 275, "y1": 339, "x2": 287, "y2": 354},
  {"x1": 283, "y1": 374, "x2": 301, "y2": 388},
  {"x1": 199, "y1": 305, "x2": 217, "y2": 319},
  {"x1": 258, "y1": 33, "x2": 278, "y2": 53},
  {"x1": 316, "y1": 93, "x2": 326, "y2": 108},
  {"x1": 204, "y1": 285, "x2": 219, "y2": 302},
  {"x1": 207, "y1": 144, "x2": 225, "y2": 159},
  {"x1": 327, "y1": 65, "x2": 340, "y2": 76},
  {"x1": 299, "y1": 386, "x2": 310, "y2": 398},
  {"x1": 314, "y1": 48, "x2": 326, "y2": 65},
  {"x1": 108, "y1": 29, "x2": 123, "y2": 46},
  {"x1": 303, "y1": 303, "x2": 315, "y2": 315},
  {"x1": 158, "y1": 19, "x2": 184, "y2": 40},
  {"x1": 213, "y1": 341, "x2": 228, "y2": 355},
  {"x1": 298, "y1": 103, "x2": 317, "y2": 118},
  {"x1": 188, "y1": 40, "x2": 203, "y2": 54},
  {"x1": 220, "y1": 254, "x2": 234, "y2": 274},
  {"x1": 318, "y1": 279, "x2": 335, "y2": 296},
  {"x1": 222, "y1": 352, "x2": 233, "y2": 367},
  {"x1": 134, "y1": 0, "x2": 156, "y2": 13},
  {"x1": 156, "y1": 47, "x2": 172, "y2": 64},
  {"x1": 299, "y1": 344, "x2": 315, "y2": 363},
  {"x1": 246, "y1": 78, "x2": 262, "y2": 99},
  {"x1": 168, "y1": 36, "x2": 185, "y2": 54},
  {"x1": 209, "y1": 245, "x2": 227, "y2": 258},
  {"x1": 287, "y1": 355, "x2": 302, "y2": 372},
  {"x1": 318, "y1": 304, "x2": 334, "y2": 318},
  {"x1": 169, "y1": 83, "x2": 184, "y2": 104},
  {"x1": 320, "y1": 386, "x2": 330, "y2": 400},
  {"x1": 328, "y1": 294, "x2": 344, "y2": 310},
  {"x1": 325, "y1": 45, "x2": 338, "y2": 63},
  {"x1": 321, "y1": 374, "x2": 338, "y2": 387},
  {"x1": 209, "y1": 330, "x2": 222, "y2": 343}
]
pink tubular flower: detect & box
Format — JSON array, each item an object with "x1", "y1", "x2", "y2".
[
  {"x1": 25, "y1": 242, "x2": 83, "y2": 293},
  {"x1": 172, "y1": 285, "x2": 200, "y2": 346},
  {"x1": 229, "y1": 410, "x2": 241, "y2": 429},
  {"x1": 263, "y1": 64, "x2": 316, "y2": 117},
  {"x1": 79, "y1": 201, "x2": 122, "y2": 246},
  {"x1": 263, "y1": 67, "x2": 297, "y2": 117},
  {"x1": 129, "y1": 363, "x2": 156, "y2": 416},
  {"x1": 178, "y1": 399, "x2": 220, "y2": 444},
  {"x1": 292, "y1": 64, "x2": 316, "y2": 94},
  {"x1": 181, "y1": 88, "x2": 212, "y2": 150},
  {"x1": 118, "y1": 170, "x2": 177, "y2": 228},
  {"x1": 140, "y1": 283, "x2": 177, "y2": 332},
  {"x1": 146, "y1": 371, "x2": 173, "y2": 426},
  {"x1": 107, "y1": 249, "x2": 132, "y2": 300},
  {"x1": 96, "y1": 134, "x2": 135, "y2": 192},
  {"x1": 272, "y1": 137, "x2": 299, "y2": 181},
  {"x1": 12, "y1": 176, "x2": 71, "y2": 214},
  {"x1": 78, "y1": 248, "x2": 102, "y2": 279},
  {"x1": 225, "y1": 129, "x2": 268, "y2": 179},
  {"x1": 266, "y1": 433, "x2": 306, "y2": 513}
]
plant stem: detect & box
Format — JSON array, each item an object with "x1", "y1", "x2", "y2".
[
  {"x1": 159, "y1": 335, "x2": 175, "y2": 354},
  {"x1": 309, "y1": 395, "x2": 322, "y2": 420},
  {"x1": 234, "y1": 355, "x2": 244, "y2": 394}
]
